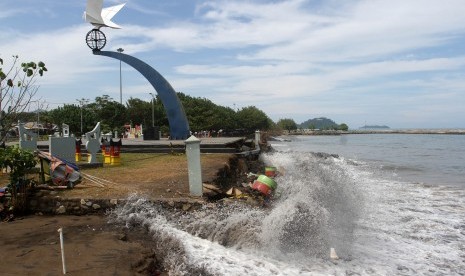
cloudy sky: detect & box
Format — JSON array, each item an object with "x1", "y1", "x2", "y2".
[{"x1": 1, "y1": 0, "x2": 465, "y2": 129}]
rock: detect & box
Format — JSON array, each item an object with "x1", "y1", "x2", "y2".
[
  {"x1": 205, "y1": 203, "x2": 216, "y2": 209},
  {"x1": 245, "y1": 197, "x2": 261, "y2": 206},
  {"x1": 330, "y1": 248, "x2": 339, "y2": 260},
  {"x1": 168, "y1": 201, "x2": 175, "y2": 207},
  {"x1": 117, "y1": 233, "x2": 127, "y2": 241},
  {"x1": 237, "y1": 158, "x2": 248, "y2": 173},
  {"x1": 166, "y1": 189, "x2": 171, "y2": 193},
  {"x1": 226, "y1": 187, "x2": 242, "y2": 196},
  {"x1": 80, "y1": 199, "x2": 86, "y2": 205},
  {"x1": 203, "y1": 183, "x2": 222, "y2": 193},
  {"x1": 110, "y1": 199, "x2": 118, "y2": 205},
  {"x1": 56, "y1": 205, "x2": 66, "y2": 214},
  {"x1": 92, "y1": 204, "x2": 101, "y2": 210},
  {"x1": 218, "y1": 198, "x2": 236, "y2": 205},
  {"x1": 86, "y1": 201, "x2": 93, "y2": 207},
  {"x1": 182, "y1": 203, "x2": 192, "y2": 211}
]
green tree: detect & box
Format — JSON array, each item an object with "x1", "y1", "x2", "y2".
[
  {"x1": 48, "y1": 104, "x2": 96, "y2": 135},
  {"x1": 277, "y1": 118, "x2": 297, "y2": 132},
  {"x1": 177, "y1": 92, "x2": 237, "y2": 131},
  {"x1": 87, "y1": 95, "x2": 127, "y2": 133},
  {"x1": 339, "y1": 123, "x2": 349, "y2": 131},
  {"x1": 48, "y1": 104, "x2": 80, "y2": 133},
  {"x1": 126, "y1": 97, "x2": 151, "y2": 126},
  {"x1": 236, "y1": 106, "x2": 273, "y2": 131},
  {"x1": 0, "y1": 55, "x2": 47, "y2": 141}
]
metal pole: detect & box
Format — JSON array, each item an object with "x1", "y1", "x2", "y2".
[
  {"x1": 80, "y1": 104, "x2": 83, "y2": 134},
  {"x1": 77, "y1": 98, "x2": 89, "y2": 135},
  {"x1": 37, "y1": 101, "x2": 40, "y2": 136},
  {"x1": 119, "y1": 59, "x2": 122, "y2": 104},
  {"x1": 117, "y1": 48, "x2": 124, "y2": 104}
]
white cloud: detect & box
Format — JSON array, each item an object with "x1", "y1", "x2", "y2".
[{"x1": 1, "y1": 0, "x2": 465, "y2": 127}]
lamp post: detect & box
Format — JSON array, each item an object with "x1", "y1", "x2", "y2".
[
  {"x1": 37, "y1": 101, "x2": 40, "y2": 136},
  {"x1": 29, "y1": 100, "x2": 40, "y2": 136},
  {"x1": 149, "y1": 92, "x2": 155, "y2": 127},
  {"x1": 77, "y1": 98, "x2": 89, "y2": 134},
  {"x1": 117, "y1": 48, "x2": 124, "y2": 104}
]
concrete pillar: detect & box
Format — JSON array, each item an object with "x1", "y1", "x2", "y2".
[
  {"x1": 185, "y1": 135, "x2": 202, "y2": 196},
  {"x1": 255, "y1": 130, "x2": 261, "y2": 148},
  {"x1": 49, "y1": 136, "x2": 76, "y2": 164}
]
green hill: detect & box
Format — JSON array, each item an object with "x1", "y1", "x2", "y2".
[{"x1": 298, "y1": 117, "x2": 338, "y2": 130}]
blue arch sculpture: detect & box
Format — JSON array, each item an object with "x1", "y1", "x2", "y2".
[{"x1": 93, "y1": 50, "x2": 190, "y2": 140}]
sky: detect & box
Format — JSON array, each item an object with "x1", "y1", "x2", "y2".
[{"x1": 1, "y1": 0, "x2": 465, "y2": 129}]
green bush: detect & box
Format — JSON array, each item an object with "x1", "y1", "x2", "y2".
[{"x1": 0, "y1": 146, "x2": 37, "y2": 215}]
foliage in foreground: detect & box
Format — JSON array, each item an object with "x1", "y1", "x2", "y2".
[
  {"x1": 0, "y1": 55, "x2": 48, "y2": 142},
  {"x1": 0, "y1": 146, "x2": 37, "y2": 216}
]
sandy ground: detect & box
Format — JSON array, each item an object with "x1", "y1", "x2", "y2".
[
  {"x1": 0, "y1": 215, "x2": 162, "y2": 276},
  {"x1": 0, "y1": 153, "x2": 236, "y2": 275}
]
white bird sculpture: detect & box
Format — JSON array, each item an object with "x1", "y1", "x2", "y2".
[{"x1": 83, "y1": 0, "x2": 126, "y2": 29}]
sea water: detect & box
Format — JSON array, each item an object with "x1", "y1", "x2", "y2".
[{"x1": 111, "y1": 134, "x2": 465, "y2": 275}]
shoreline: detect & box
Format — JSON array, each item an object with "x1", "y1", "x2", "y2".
[{"x1": 285, "y1": 129, "x2": 465, "y2": 136}]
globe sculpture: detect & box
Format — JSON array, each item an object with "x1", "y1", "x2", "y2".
[
  {"x1": 85, "y1": 29, "x2": 107, "y2": 51},
  {"x1": 83, "y1": 0, "x2": 190, "y2": 139}
]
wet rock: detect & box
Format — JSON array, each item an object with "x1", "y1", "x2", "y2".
[
  {"x1": 397, "y1": 265, "x2": 409, "y2": 271},
  {"x1": 56, "y1": 205, "x2": 66, "y2": 214},
  {"x1": 117, "y1": 233, "x2": 127, "y2": 241},
  {"x1": 182, "y1": 203, "x2": 192, "y2": 211},
  {"x1": 205, "y1": 203, "x2": 216, "y2": 209}
]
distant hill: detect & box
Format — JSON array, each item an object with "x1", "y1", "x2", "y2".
[
  {"x1": 359, "y1": 125, "x2": 390, "y2": 129},
  {"x1": 298, "y1": 117, "x2": 338, "y2": 130}
]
